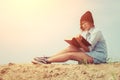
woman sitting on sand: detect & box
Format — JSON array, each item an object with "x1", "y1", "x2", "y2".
[{"x1": 32, "y1": 11, "x2": 107, "y2": 64}]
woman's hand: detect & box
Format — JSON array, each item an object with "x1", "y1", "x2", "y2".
[
  {"x1": 75, "y1": 35, "x2": 83, "y2": 42},
  {"x1": 75, "y1": 35, "x2": 90, "y2": 52}
]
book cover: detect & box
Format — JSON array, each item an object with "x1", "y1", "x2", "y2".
[{"x1": 64, "y1": 36, "x2": 91, "y2": 48}]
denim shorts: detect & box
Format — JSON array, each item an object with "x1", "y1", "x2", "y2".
[{"x1": 86, "y1": 51, "x2": 107, "y2": 64}]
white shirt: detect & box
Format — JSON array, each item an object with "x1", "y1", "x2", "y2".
[{"x1": 80, "y1": 27, "x2": 107, "y2": 52}]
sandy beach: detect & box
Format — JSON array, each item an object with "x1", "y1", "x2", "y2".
[{"x1": 0, "y1": 62, "x2": 120, "y2": 80}]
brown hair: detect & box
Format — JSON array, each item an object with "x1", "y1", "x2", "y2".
[{"x1": 80, "y1": 11, "x2": 94, "y2": 31}]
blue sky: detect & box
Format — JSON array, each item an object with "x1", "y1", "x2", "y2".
[{"x1": 0, "y1": 0, "x2": 120, "y2": 64}]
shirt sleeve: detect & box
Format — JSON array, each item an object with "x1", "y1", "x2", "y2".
[{"x1": 88, "y1": 30, "x2": 102, "y2": 51}]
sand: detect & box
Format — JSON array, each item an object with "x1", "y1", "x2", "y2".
[{"x1": 0, "y1": 62, "x2": 120, "y2": 80}]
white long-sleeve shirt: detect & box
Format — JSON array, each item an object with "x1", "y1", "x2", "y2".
[{"x1": 80, "y1": 27, "x2": 107, "y2": 53}]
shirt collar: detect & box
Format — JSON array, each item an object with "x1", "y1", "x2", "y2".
[{"x1": 88, "y1": 27, "x2": 95, "y2": 34}]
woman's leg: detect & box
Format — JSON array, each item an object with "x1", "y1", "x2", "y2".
[
  {"x1": 47, "y1": 52, "x2": 93, "y2": 63},
  {"x1": 32, "y1": 46, "x2": 81, "y2": 64},
  {"x1": 50, "y1": 46, "x2": 80, "y2": 58}
]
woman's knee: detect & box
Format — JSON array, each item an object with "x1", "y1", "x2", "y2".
[{"x1": 66, "y1": 46, "x2": 80, "y2": 52}]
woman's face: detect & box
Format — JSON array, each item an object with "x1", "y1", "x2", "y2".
[{"x1": 81, "y1": 21, "x2": 93, "y2": 31}]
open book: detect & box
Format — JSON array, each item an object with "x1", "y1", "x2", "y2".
[{"x1": 64, "y1": 35, "x2": 91, "y2": 48}]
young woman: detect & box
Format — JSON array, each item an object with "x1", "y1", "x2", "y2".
[{"x1": 32, "y1": 11, "x2": 107, "y2": 64}]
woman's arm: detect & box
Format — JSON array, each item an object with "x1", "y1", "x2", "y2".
[{"x1": 76, "y1": 35, "x2": 90, "y2": 52}]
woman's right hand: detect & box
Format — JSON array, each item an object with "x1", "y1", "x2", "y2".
[{"x1": 75, "y1": 34, "x2": 83, "y2": 41}]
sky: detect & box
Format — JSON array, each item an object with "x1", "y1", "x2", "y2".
[{"x1": 0, "y1": 0, "x2": 120, "y2": 64}]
